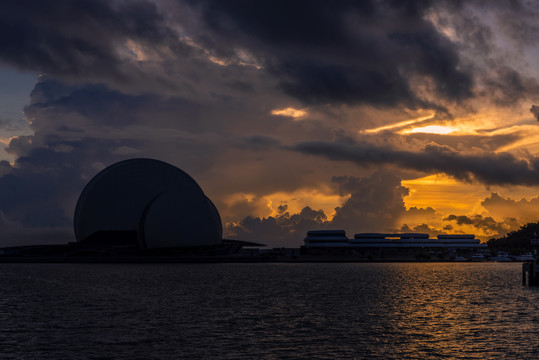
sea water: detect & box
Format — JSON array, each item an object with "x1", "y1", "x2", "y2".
[{"x1": 0, "y1": 262, "x2": 538, "y2": 359}]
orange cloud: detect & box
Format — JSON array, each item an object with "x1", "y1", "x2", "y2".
[{"x1": 271, "y1": 107, "x2": 307, "y2": 119}]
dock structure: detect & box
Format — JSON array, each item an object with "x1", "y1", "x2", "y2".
[
  {"x1": 523, "y1": 234, "x2": 539, "y2": 286},
  {"x1": 523, "y1": 262, "x2": 539, "y2": 286}
]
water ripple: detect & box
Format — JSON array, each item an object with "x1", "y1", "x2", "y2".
[{"x1": 0, "y1": 263, "x2": 538, "y2": 359}]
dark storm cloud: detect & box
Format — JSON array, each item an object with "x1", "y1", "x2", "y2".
[
  {"x1": 406, "y1": 206, "x2": 437, "y2": 216},
  {"x1": 443, "y1": 214, "x2": 517, "y2": 236},
  {"x1": 236, "y1": 135, "x2": 281, "y2": 151},
  {"x1": 27, "y1": 82, "x2": 148, "y2": 127},
  {"x1": 24, "y1": 78, "x2": 228, "y2": 134},
  {"x1": 491, "y1": 0, "x2": 539, "y2": 45},
  {"x1": 0, "y1": 211, "x2": 73, "y2": 247},
  {"x1": 0, "y1": 80, "x2": 158, "y2": 236},
  {"x1": 531, "y1": 105, "x2": 539, "y2": 122},
  {"x1": 0, "y1": 165, "x2": 78, "y2": 229},
  {"x1": 481, "y1": 192, "x2": 539, "y2": 223},
  {"x1": 484, "y1": 67, "x2": 526, "y2": 105},
  {"x1": 226, "y1": 206, "x2": 329, "y2": 246},
  {"x1": 0, "y1": 134, "x2": 127, "y2": 230},
  {"x1": 1, "y1": 0, "x2": 535, "y2": 110},
  {"x1": 0, "y1": 77, "x2": 274, "y2": 239},
  {"x1": 0, "y1": 0, "x2": 486, "y2": 113},
  {"x1": 400, "y1": 223, "x2": 440, "y2": 235},
  {"x1": 187, "y1": 0, "x2": 473, "y2": 107},
  {"x1": 430, "y1": 1, "x2": 539, "y2": 106},
  {"x1": 290, "y1": 140, "x2": 539, "y2": 186},
  {"x1": 0, "y1": 0, "x2": 180, "y2": 82},
  {"x1": 330, "y1": 173, "x2": 408, "y2": 232},
  {"x1": 483, "y1": 66, "x2": 539, "y2": 106},
  {"x1": 443, "y1": 214, "x2": 473, "y2": 225}
]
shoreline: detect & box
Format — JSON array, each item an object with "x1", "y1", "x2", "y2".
[{"x1": 0, "y1": 256, "x2": 527, "y2": 264}]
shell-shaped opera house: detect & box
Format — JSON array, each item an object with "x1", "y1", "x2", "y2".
[{"x1": 74, "y1": 158, "x2": 223, "y2": 249}]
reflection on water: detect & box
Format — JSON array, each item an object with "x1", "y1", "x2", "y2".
[{"x1": 0, "y1": 263, "x2": 538, "y2": 359}]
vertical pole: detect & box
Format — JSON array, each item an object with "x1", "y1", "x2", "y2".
[{"x1": 523, "y1": 262, "x2": 528, "y2": 285}]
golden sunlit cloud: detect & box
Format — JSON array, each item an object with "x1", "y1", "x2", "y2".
[
  {"x1": 208, "y1": 56, "x2": 261, "y2": 69},
  {"x1": 425, "y1": 10, "x2": 458, "y2": 42},
  {"x1": 446, "y1": 105, "x2": 537, "y2": 137},
  {"x1": 493, "y1": 125, "x2": 539, "y2": 153},
  {"x1": 223, "y1": 188, "x2": 346, "y2": 221},
  {"x1": 224, "y1": 192, "x2": 258, "y2": 204},
  {"x1": 234, "y1": 49, "x2": 263, "y2": 69},
  {"x1": 124, "y1": 39, "x2": 160, "y2": 61},
  {"x1": 271, "y1": 107, "x2": 307, "y2": 119},
  {"x1": 364, "y1": 105, "x2": 536, "y2": 138},
  {"x1": 362, "y1": 112, "x2": 435, "y2": 133},
  {"x1": 402, "y1": 125, "x2": 458, "y2": 135},
  {"x1": 181, "y1": 37, "x2": 262, "y2": 69},
  {"x1": 0, "y1": 137, "x2": 12, "y2": 145},
  {"x1": 208, "y1": 56, "x2": 228, "y2": 66},
  {"x1": 265, "y1": 189, "x2": 346, "y2": 220}
]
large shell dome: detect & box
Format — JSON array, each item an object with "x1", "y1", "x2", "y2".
[{"x1": 74, "y1": 159, "x2": 222, "y2": 248}]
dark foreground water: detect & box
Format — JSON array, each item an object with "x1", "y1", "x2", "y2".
[{"x1": 0, "y1": 263, "x2": 538, "y2": 359}]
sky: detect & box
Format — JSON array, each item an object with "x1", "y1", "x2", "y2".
[{"x1": 0, "y1": 0, "x2": 539, "y2": 247}]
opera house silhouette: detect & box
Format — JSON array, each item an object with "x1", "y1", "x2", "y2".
[
  {"x1": 75, "y1": 158, "x2": 223, "y2": 248},
  {"x1": 0, "y1": 158, "x2": 262, "y2": 261}
]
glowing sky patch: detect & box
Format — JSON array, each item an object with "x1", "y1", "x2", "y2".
[
  {"x1": 402, "y1": 174, "x2": 488, "y2": 214},
  {"x1": 402, "y1": 125, "x2": 459, "y2": 135}
]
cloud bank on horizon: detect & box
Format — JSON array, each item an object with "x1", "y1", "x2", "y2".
[{"x1": 0, "y1": 0, "x2": 539, "y2": 246}]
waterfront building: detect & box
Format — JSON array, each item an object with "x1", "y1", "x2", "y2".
[{"x1": 302, "y1": 230, "x2": 487, "y2": 260}]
